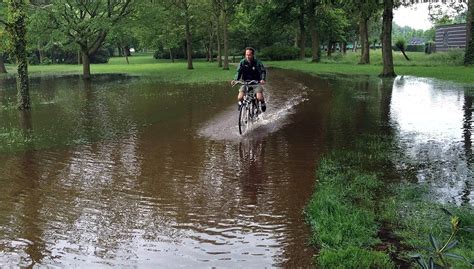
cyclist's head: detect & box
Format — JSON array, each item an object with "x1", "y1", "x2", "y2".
[{"x1": 245, "y1": 47, "x2": 255, "y2": 62}]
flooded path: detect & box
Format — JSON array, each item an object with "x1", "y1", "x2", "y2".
[{"x1": 0, "y1": 70, "x2": 472, "y2": 267}]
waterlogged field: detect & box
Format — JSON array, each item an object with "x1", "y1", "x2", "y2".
[{"x1": 0, "y1": 65, "x2": 473, "y2": 267}]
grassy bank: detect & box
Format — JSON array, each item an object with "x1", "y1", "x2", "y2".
[
  {"x1": 268, "y1": 50, "x2": 474, "y2": 84},
  {"x1": 2, "y1": 50, "x2": 473, "y2": 84},
  {"x1": 1, "y1": 54, "x2": 235, "y2": 84},
  {"x1": 306, "y1": 134, "x2": 474, "y2": 268}
]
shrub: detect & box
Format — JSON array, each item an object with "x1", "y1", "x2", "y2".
[
  {"x1": 90, "y1": 48, "x2": 110, "y2": 64},
  {"x1": 260, "y1": 45, "x2": 299, "y2": 61}
]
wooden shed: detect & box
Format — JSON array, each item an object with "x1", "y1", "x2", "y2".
[{"x1": 435, "y1": 23, "x2": 466, "y2": 51}]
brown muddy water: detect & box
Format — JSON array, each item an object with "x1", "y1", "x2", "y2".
[{"x1": 0, "y1": 70, "x2": 473, "y2": 267}]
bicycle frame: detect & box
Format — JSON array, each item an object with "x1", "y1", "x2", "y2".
[{"x1": 232, "y1": 80, "x2": 261, "y2": 135}]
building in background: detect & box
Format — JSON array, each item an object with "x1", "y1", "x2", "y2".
[{"x1": 435, "y1": 23, "x2": 467, "y2": 51}]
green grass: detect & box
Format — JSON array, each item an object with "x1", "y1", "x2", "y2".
[
  {"x1": 268, "y1": 50, "x2": 474, "y2": 84},
  {"x1": 305, "y1": 134, "x2": 396, "y2": 268},
  {"x1": 306, "y1": 133, "x2": 474, "y2": 268},
  {"x1": 1, "y1": 54, "x2": 235, "y2": 84},
  {"x1": 2, "y1": 50, "x2": 473, "y2": 84}
]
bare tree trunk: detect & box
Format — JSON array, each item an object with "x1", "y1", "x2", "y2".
[
  {"x1": 184, "y1": 5, "x2": 193, "y2": 70},
  {"x1": 380, "y1": 0, "x2": 396, "y2": 77},
  {"x1": 359, "y1": 17, "x2": 370, "y2": 64},
  {"x1": 217, "y1": 21, "x2": 222, "y2": 67},
  {"x1": 308, "y1": 1, "x2": 320, "y2": 62},
  {"x1": 327, "y1": 41, "x2": 332, "y2": 57},
  {"x1": 82, "y1": 52, "x2": 91, "y2": 80},
  {"x1": 0, "y1": 53, "x2": 7, "y2": 73},
  {"x1": 124, "y1": 48, "x2": 129, "y2": 64},
  {"x1": 298, "y1": 4, "x2": 306, "y2": 60},
  {"x1": 169, "y1": 48, "x2": 175, "y2": 63},
  {"x1": 222, "y1": 9, "x2": 229, "y2": 70},
  {"x1": 353, "y1": 40, "x2": 358, "y2": 52},
  {"x1": 342, "y1": 42, "x2": 347, "y2": 54}
]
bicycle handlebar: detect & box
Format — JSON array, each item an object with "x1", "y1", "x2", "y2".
[{"x1": 231, "y1": 80, "x2": 260, "y2": 87}]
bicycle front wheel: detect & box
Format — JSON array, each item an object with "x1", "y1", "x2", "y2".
[{"x1": 238, "y1": 105, "x2": 250, "y2": 135}]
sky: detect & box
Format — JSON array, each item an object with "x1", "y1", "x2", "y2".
[{"x1": 393, "y1": 3, "x2": 433, "y2": 30}]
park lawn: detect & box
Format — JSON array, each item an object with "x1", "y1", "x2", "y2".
[
  {"x1": 1, "y1": 54, "x2": 235, "y2": 84},
  {"x1": 268, "y1": 61, "x2": 474, "y2": 84},
  {"x1": 1, "y1": 50, "x2": 473, "y2": 84}
]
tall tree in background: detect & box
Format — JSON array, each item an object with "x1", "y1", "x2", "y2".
[
  {"x1": 0, "y1": 29, "x2": 7, "y2": 73},
  {"x1": 171, "y1": 0, "x2": 194, "y2": 69},
  {"x1": 297, "y1": 0, "x2": 306, "y2": 60},
  {"x1": 0, "y1": 2, "x2": 7, "y2": 73},
  {"x1": 349, "y1": 0, "x2": 380, "y2": 64},
  {"x1": 380, "y1": 0, "x2": 395, "y2": 77},
  {"x1": 307, "y1": 0, "x2": 321, "y2": 62},
  {"x1": 216, "y1": 0, "x2": 239, "y2": 70},
  {"x1": 465, "y1": 0, "x2": 474, "y2": 65},
  {"x1": 5, "y1": 0, "x2": 30, "y2": 110},
  {"x1": 47, "y1": 0, "x2": 133, "y2": 79},
  {"x1": 212, "y1": 0, "x2": 222, "y2": 67}
]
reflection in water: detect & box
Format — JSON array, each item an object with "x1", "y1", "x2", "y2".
[
  {"x1": 390, "y1": 77, "x2": 474, "y2": 205},
  {"x1": 1, "y1": 72, "x2": 473, "y2": 267}
]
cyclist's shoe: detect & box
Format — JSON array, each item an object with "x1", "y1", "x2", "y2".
[{"x1": 261, "y1": 101, "x2": 266, "y2": 112}]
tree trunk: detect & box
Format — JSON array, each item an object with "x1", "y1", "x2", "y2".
[
  {"x1": 311, "y1": 28, "x2": 320, "y2": 62},
  {"x1": 308, "y1": 2, "x2": 320, "y2": 62},
  {"x1": 169, "y1": 48, "x2": 174, "y2": 63},
  {"x1": 82, "y1": 52, "x2": 91, "y2": 80},
  {"x1": 342, "y1": 42, "x2": 347, "y2": 54},
  {"x1": 380, "y1": 0, "x2": 396, "y2": 77},
  {"x1": 359, "y1": 17, "x2": 370, "y2": 64},
  {"x1": 353, "y1": 40, "x2": 358, "y2": 52},
  {"x1": 0, "y1": 53, "x2": 7, "y2": 73},
  {"x1": 209, "y1": 37, "x2": 214, "y2": 62},
  {"x1": 124, "y1": 47, "x2": 129, "y2": 64},
  {"x1": 298, "y1": 4, "x2": 306, "y2": 60},
  {"x1": 118, "y1": 45, "x2": 123, "y2": 56},
  {"x1": 7, "y1": 0, "x2": 30, "y2": 110},
  {"x1": 184, "y1": 7, "x2": 193, "y2": 70},
  {"x1": 222, "y1": 9, "x2": 229, "y2": 70},
  {"x1": 400, "y1": 49, "x2": 410, "y2": 61},
  {"x1": 464, "y1": 0, "x2": 474, "y2": 65},
  {"x1": 327, "y1": 41, "x2": 332, "y2": 57}
]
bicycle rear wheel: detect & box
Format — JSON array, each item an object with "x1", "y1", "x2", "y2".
[{"x1": 238, "y1": 105, "x2": 250, "y2": 135}]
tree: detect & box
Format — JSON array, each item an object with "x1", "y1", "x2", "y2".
[
  {"x1": 0, "y1": 29, "x2": 7, "y2": 73},
  {"x1": 0, "y1": 1, "x2": 7, "y2": 73},
  {"x1": 216, "y1": 0, "x2": 239, "y2": 70},
  {"x1": 380, "y1": 0, "x2": 396, "y2": 77},
  {"x1": 47, "y1": 0, "x2": 133, "y2": 79},
  {"x1": 170, "y1": 0, "x2": 194, "y2": 69},
  {"x1": 307, "y1": 0, "x2": 321, "y2": 62},
  {"x1": 4, "y1": 0, "x2": 30, "y2": 110}
]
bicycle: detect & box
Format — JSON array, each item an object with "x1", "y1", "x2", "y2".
[{"x1": 232, "y1": 80, "x2": 262, "y2": 135}]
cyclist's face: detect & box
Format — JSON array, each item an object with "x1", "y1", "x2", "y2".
[{"x1": 245, "y1": 50, "x2": 254, "y2": 62}]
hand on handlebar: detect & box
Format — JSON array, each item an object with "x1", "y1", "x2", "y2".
[{"x1": 260, "y1": 80, "x2": 266, "y2": 85}]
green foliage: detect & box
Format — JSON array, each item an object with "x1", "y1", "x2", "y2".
[
  {"x1": 410, "y1": 210, "x2": 473, "y2": 269},
  {"x1": 259, "y1": 45, "x2": 298, "y2": 61},
  {"x1": 392, "y1": 184, "x2": 474, "y2": 269},
  {"x1": 319, "y1": 247, "x2": 394, "y2": 269},
  {"x1": 395, "y1": 38, "x2": 407, "y2": 51}
]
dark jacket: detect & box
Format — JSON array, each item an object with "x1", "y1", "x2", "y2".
[{"x1": 234, "y1": 58, "x2": 266, "y2": 81}]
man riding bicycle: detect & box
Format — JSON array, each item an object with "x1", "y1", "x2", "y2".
[{"x1": 232, "y1": 47, "x2": 267, "y2": 112}]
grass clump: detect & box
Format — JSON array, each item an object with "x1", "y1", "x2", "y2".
[
  {"x1": 318, "y1": 247, "x2": 394, "y2": 269},
  {"x1": 305, "y1": 134, "x2": 395, "y2": 268}
]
